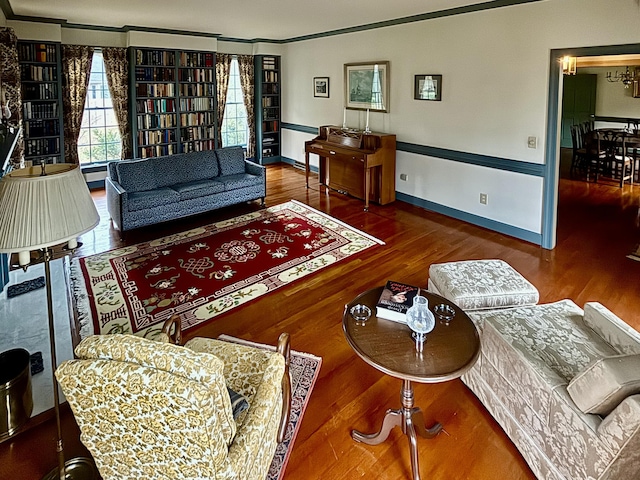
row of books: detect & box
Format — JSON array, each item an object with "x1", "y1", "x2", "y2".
[
  {"x1": 23, "y1": 119, "x2": 60, "y2": 138},
  {"x1": 262, "y1": 84, "x2": 279, "y2": 95},
  {"x1": 178, "y1": 68, "x2": 214, "y2": 83},
  {"x1": 262, "y1": 57, "x2": 278, "y2": 70},
  {"x1": 136, "y1": 99, "x2": 176, "y2": 114},
  {"x1": 182, "y1": 139, "x2": 215, "y2": 153},
  {"x1": 135, "y1": 67, "x2": 175, "y2": 82},
  {"x1": 262, "y1": 71, "x2": 278, "y2": 83},
  {"x1": 180, "y1": 126, "x2": 214, "y2": 141},
  {"x1": 262, "y1": 120, "x2": 279, "y2": 133},
  {"x1": 262, "y1": 97, "x2": 279, "y2": 108},
  {"x1": 179, "y1": 52, "x2": 214, "y2": 68},
  {"x1": 21, "y1": 65, "x2": 57, "y2": 82},
  {"x1": 179, "y1": 97, "x2": 212, "y2": 112},
  {"x1": 23, "y1": 83, "x2": 57, "y2": 101},
  {"x1": 23, "y1": 102, "x2": 58, "y2": 120},
  {"x1": 19, "y1": 43, "x2": 56, "y2": 63},
  {"x1": 135, "y1": 49, "x2": 176, "y2": 67},
  {"x1": 137, "y1": 129, "x2": 177, "y2": 146},
  {"x1": 135, "y1": 83, "x2": 175, "y2": 98},
  {"x1": 25, "y1": 138, "x2": 60, "y2": 157},
  {"x1": 179, "y1": 83, "x2": 214, "y2": 97},
  {"x1": 180, "y1": 111, "x2": 215, "y2": 126},
  {"x1": 136, "y1": 113, "x2": 176, "y2": 130},
  {"x1": 139, "y1": 144, "x2": 176, "y2": 158}
]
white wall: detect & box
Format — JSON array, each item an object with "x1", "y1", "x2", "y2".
[
  {"x1": 579, "y1": 66, "x2": 640, "y2": 119},
  {"x1": 280, "y1": 0, "x2": 640, "y2": 238}
]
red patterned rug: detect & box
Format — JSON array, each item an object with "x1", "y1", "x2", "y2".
[
  {"x1": 72, "y1": 200, "x2": 384, "y2": 338},
  {"x1": 218, "y1": 334, "x2": 321, "y2": 480}
]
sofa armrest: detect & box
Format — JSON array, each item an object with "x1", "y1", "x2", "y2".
[
  {"x1": 105, "y1": 176, "x2": 127, "y2": 231},
  {"x1": 597, "y1": 394, "x2": 640, "y2": 474},
  {"x1": 584, "y1": 302, "x2": 640, "y2": 355},
  {"x1": 244, "y1": 160, "x2": 265, "y2": 177}
]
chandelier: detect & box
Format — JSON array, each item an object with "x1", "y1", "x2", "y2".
[{"x1": 606, "y1": 66, "x2": 635, "y2": 88}]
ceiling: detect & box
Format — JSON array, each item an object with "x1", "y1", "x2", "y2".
[{"x1": 7, "y1": 0, "x2": 508, "y2": 41}]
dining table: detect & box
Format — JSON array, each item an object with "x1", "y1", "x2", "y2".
[{"x1": 591, "y1": 128, "x2": 639, "y2": 184}]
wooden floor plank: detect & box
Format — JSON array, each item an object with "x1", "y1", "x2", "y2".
[{"x1": 1, "y1": 160, "x2": 639, "y2": 479}]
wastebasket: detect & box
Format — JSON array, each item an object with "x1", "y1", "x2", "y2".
[{"x1": 0, "y1": 348, "x2": 33, "y2": 439}]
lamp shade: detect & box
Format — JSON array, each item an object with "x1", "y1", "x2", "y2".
[{"x1": 0, "y1": 163, "x2": 99, "y2": 253}]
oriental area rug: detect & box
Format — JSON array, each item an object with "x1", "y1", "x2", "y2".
[
  {"x1": 72, "y1": 200, "x2": 384, "y2": 339},
  {"x1": 218, "y1": 334, "x2": 322, "y2": 480}
]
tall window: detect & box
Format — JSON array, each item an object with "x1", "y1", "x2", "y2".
[
  {"x1": 78, "y1": 49, "x2": 122, "y2": 164},
  {"x1": 221, "y1": 56, "x2": 249, "y2": 148}
]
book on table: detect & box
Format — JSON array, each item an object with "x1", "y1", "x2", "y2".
[{"x1": 376, "y1": 280, "x2": 421, "y2": 324}]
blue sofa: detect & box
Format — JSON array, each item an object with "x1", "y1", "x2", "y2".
[{"x1": 106, "y1": 146, "x2": 266, "y2": 232}]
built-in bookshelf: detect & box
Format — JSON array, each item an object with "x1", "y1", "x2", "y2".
[
  {"x1": 255, "y1": 55, "x2": 281, "y2": 164},
  {"x1": 18, "y1": 41, "x2": 64, "y2": 165},
  {"x1": 130, "y1": 48, "x2": 178, "y2": 158},
  {"x1": 177, "y1": 51, "x2": 216, "y2": 153},
  {"x1": 130, "y1": 47, "x2": 217, "y2": 158}
]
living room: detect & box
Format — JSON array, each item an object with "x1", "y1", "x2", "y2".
[{"x1": 1, "y1": 1, "x2": 640, "y2": 479}]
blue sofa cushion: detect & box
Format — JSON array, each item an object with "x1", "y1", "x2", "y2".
[
  {"x1": 216, "y1": 147, "x2": 246, "y2": 176},
  {"x1": 152, "y1": 151, "x2": 219, "y2": 188},
  {"x1": 218, "y1": 173, "x2": 263, "y2": 191},
  {"x1": 171, "y1": 179, "x2": 225, "y2": 201},
  {"x1": 128, "y1": 188, "x2": 180, "y2": 212},
  {"x1": 115, "y1": 160, "x2": 158, "y2": 192}
]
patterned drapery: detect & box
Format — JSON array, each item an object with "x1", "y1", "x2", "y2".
[
  {"x1": 0, "y1": 27, "x2": 22, "y2": 169},
  {"x1": 61, "y1": 45, "x2": 94, "y2": 164},
  {"x1": 215, "y1": 53, "x2": 232, "y2": 150},
  {"x1": 102, "y1": 47, "x2": 132, "y2": 160},
  {"x1": 237, "y1": 55, "x2": 255, "y2": 160}
]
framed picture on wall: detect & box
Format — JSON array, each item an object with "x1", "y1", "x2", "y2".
[
  {"x1": 414, "y1": 74, "x2": 442, "y2": 101},
  {"x1": 314, "y1": 77, "x2": 330, "y2": 98},
  {"x1": 344, "y1": 61, "x2": 389, "y2": 112}
]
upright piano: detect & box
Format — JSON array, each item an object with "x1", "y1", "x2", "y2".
[{"x1": 304, "y1": 125, "x2": 396, "y2": 211}]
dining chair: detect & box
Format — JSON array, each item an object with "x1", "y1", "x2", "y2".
[
  {"x1": 582, "y1": 130, "x2": 606, "y2": 182},
  {"x1": 570, "y1": 124, "x2": 588, "y2": 177},
  {"x1": 600, "y1": 130, "x2": 633, "y2": 187}
]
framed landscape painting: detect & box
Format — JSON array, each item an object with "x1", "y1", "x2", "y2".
[
  {"x1": 313, "y1": 77, "x2": 329, "y2": 97},
  {"x1": 344, "y1": 61, "x2": 389, "y2": 112},
  {"x1": 414, "y1": 74, "x2": 442, "y2": 101}
]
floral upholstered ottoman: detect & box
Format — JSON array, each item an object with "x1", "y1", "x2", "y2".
[{"x1": 428, "y1": 259, "x2": 539, "y2": 311}]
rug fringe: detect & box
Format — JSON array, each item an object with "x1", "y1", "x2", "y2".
[
  {"x1": 289, "y1": 199, "x2": 386, "y2": 245},
  {"x1": 217, "y1": 334, "x2": 323, "y2": 361},
  {"x1": 69, "y1": 258, "x2": 93, "y2": 339}
]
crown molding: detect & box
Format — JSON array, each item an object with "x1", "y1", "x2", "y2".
[{"x1": 2, "y1": 0, "x2": 543, "y2": 45}]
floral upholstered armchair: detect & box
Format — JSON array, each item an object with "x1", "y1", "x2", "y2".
[{"x1": 56, "y1": 318, "x2": 291, "y2": 480}]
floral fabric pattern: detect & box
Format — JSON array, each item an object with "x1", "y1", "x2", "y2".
[
  {"x1": 462, "y1": 300, "x2": 640, "y2": 480},
  {"x1": 56, "y1": 333, "x2": 288, "y2": 480},
  {"x1": 429, "y1": 259, "x2": 539, "y2": 311}
]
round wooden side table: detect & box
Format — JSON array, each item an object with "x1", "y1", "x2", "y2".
[{"x1": 342, "y1": 287, "x2": 480, "y2": 480}]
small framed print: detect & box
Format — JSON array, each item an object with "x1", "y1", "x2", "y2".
[
  {"x1": 414, "y1": 74, "x2": 442, "y2": 101},
  {"x1": 313, "y1": 77, "x2": 329, "y2": 98}
]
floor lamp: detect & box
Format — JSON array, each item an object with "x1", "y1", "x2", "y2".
[{"x1": 0, "y1": 163, "x2": 100, "y2": 480}]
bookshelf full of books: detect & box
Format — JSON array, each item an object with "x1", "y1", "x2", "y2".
[
  {"x1": 130, "y1": 47, "x2": 179, "y2": 158},
  {"x1": 130, "y1": 48, "x2": 217, "y2": 158},
  {"x1": 255, "y1": 55, "x2": 281, "y2": 164},
  {"x1": 177, "y1": 51, "x2": 216, "y2": 153},
  {"x1": 18, "y1": 41, "x2": 64, "y2": 165}
]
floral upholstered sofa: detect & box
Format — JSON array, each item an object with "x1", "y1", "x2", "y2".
[
  {"x1": 462, "y1": 300, "x2": 640, "y2": 480},
  {"x1": 106, "y1": 146, "x2": 266, "y2": 232}
]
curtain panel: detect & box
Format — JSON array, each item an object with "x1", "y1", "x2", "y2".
[
  {"x1": 102, "y1": 47, "x2": 132, "y2": 160},
  {"x1": 237, "y1": 55, "x2": 255, "y2": 160},
  {"x1": 215, "y1": 53, "x2": 232, "y2": 150},
  {"x1": 0, "y1": 27, "x2": 22, "y2": 169},
  {"x1": 61, "y1": 45, "x2": 94, "y2": 164}
]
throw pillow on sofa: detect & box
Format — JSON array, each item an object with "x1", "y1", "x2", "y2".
[
  {"x1": 567, "y1": 353, "x2": 640, "y2": 415},
  {"x1": 216, "y1": 146, "x2": 246, "y2": 176}
]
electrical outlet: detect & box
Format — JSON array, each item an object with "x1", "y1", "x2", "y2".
[
  {"x1": 400, "y1": 173, "x2": 408, "y2": 181},
  {"x1": 480, "y1": 193, "x2": 488, "y2": 205},
  {"x1": 527, "y1": 136, "x2": 537, "y2": 149}
]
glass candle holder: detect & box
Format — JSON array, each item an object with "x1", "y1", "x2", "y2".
[{"x1": 406, "y1": 295, "x2": 435, "y2": 352}]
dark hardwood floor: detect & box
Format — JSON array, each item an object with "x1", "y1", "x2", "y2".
[{"x1": 2, "y1": 160, "x2": 639, "y2": 480}]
